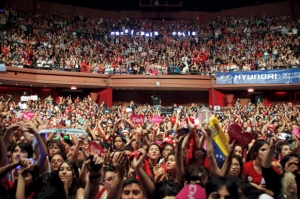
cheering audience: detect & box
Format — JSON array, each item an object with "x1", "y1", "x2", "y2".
[
  {"x1": 0, "y1": 93, "x2": 299, "y2": 199},
  {"x1": 0, "y1": 7, "x2": 300, "y2": 75}
]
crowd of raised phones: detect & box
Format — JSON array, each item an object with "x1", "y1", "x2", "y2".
[
  {"x1": 0, "y1": 7, "x2": 300, "y2": 75},
  {"x1": 0, "y1": 93, "x2": 300, "y2": 199}
]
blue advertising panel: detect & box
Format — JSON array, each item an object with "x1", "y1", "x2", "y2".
[
  {"x1": 216, "y1": 69, "x2": 300, "y2": 84},
  {"x1": 0, "y1": 64, "x2": 6, "y2": 72}
]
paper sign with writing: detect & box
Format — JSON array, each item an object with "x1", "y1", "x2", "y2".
[
  {"x1": 228, "y1": 124, "x2": 253, "y2": 146},
  {"x1": 21, "y1": 96, "x2": 30, "y2": 101},
  {"x1": 21, "y1": 95, "x2": 38, "y2": 101},
  {"x1": 31, "y1": 95, "x2": 38, "y2": 100},
  {"x1": 152, "y1": 116, "x2": 163, "y2": 124},
  {"x1": 130, "y1": 114, "x2": 145, "y2": 124},
  {"x1": 88, "y1": 142, "x2": 103, "y2": 156},
  {"x1": 23, "y1": 112, "x2": 35, "y2": 120}
]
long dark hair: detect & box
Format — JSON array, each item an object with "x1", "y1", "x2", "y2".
[
  {"x1": 246, "y1": 139, "x2": 269, "y2": 162},
  {"x1": 205, "y1": 176, "x2": 239, "y2": 199},
  {"x1": 58, "y1": 161, "x2": 79, "y2": 198},
  {"x1": 151, "y1": 180, "x2": 183, "y2": 199}
]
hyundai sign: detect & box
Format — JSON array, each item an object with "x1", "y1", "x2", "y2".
[{"x1": 216, "y1": 69, "x2": 300, "y2": 84}]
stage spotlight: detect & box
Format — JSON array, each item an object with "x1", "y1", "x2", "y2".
[
  {"x1": 124, "y1": 29, "x2": 129, "y2": 33},
  {"x1": 172, "y1": 32, "x2": 176, "y2": 36},
  {"x1": 154, "y1": 31, "x2": 158, "y2": 36},
  {"x1": 116, "y1": 31, "x2": 119, "y2": 36},
  {"x1": 178, "y1": 32, "x2": 181, "y2": 36},
  {"x1": 141, "y1": 31, "x2": 145, "y2": 36},
  {"x1": 192, "y1": 31, "x2": 196, "y2": 36},
  {"x1": 145, "y1": 33, "x2": 150, "y2": 37},
  {"x1": 131, "y1": 30, "x2": 134, "y2": 35},
  {"x1": 111, "y1": 32, "x2": 115, "y2": 35}
]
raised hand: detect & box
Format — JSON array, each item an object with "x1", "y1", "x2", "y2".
[
  {"x1": 202, "y1": 128, "x2": 212, "y2": 139},
  {"x1": 16, "y1": 158, "x2": 32, "y2": 168},
  {"x1": 6, "y1": 122, "x2": 22, "y2": 134},
  {"x1": 115, "y1": 152, "x2": 127, "y2": 176},
  {"x1": 22, "y1": 122, "x2": 38, "y2": 135},
  {"x1": 18, "y1": 163, "x2": 35, "y2": 176},
  {"x1": 226, "y1": 139, "x2": 236, "y2": 154},
  {"x1": 132, "y1": 149, "x2": 146, "y2": 169},
  {"x1": 175, "y1": 133, "x2": 187, "y2": 145}
]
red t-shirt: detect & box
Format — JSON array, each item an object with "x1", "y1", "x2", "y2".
[{"x1": 243, "y1": 160, "x2": 280, "y2": 185}]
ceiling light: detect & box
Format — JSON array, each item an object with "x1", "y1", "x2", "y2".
[
  {"x1": 71, "y1": 86, "x2": 77, "y2": 90},
  {"x1": 16, "y1": 84, "x2": 18, "y2": 85},
  {"x1": 248, "y1": 88, "x2": 254, "y2": 92}
]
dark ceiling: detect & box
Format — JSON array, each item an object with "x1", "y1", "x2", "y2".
[{"x1": 43, "y1": 0, "x2": 286, "y2": 12}]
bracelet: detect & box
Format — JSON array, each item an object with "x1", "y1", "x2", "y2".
[{"x1": 89, "y1": 174, "x2": 101, "y2": 183}]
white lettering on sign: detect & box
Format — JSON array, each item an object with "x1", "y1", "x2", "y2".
[
  {"x1": 188, "y1": 184, "x2": 197, "y2": 199},
  {"x1": 228, "y1": 126, "x2": 251, "y2": 143},
  {"x1": 131, "y1": 117, "x2": 144, "y2": 123},
  {"x1": 234, "y1": 74, "x2": 278, "y2": 80}
]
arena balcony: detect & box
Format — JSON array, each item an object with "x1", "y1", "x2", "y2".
[{"x1": 1, "y1": 66, "x2": 300, "y2": 108}]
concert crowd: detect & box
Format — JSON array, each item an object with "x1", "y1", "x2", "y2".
[{"x1": 0, "y1": 93, "x2": 300, "y2": 199}]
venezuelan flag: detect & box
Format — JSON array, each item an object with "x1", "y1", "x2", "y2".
[{"x1": 209, "y1": 116, "x2": 228, "y2": 168}]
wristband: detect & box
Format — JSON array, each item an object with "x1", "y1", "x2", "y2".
[{"x1": 89, "y1": 174, "x2": 101, "y2": 184}]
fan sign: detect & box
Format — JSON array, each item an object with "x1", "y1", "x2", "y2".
[
  {"x1": 88, "y1": 142, "x2": 103, "y2": 156},
  {"x1": 228, "y1": 124, "x2": 253, "y2": 146},
  {"x1": 130, "y1": 114, "x2": 145, "y2": 124}
]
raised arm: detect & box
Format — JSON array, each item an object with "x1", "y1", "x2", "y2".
[
  {"x1": 82, "y1": 155, "x2": 104, "y2": 199},
  {"x1": 106, "y1": 152, "x2": 127, "y2": 199},
  {"x1": 199, "y1": 122, "x2": 221, "y2": 175},
  {"x1": 173, "y1": 110, "x2": 181, "y2": 132},
  {"x1": 262, "y1": 136, "x2": 277, "y2": 169},
  {"x1": 16, "y1": 164, "x2": 35, "y2": 199},
  {"x1": 24, "y1": 122, "x2": 48, "y2": 169},
  {"x1": 3, "y1": 122, "x2": 21, "y2": 145},
  {"x1": 175, "y1": 135, "x2": 186, "y2": 183},
  {"x1": 133, "y1": 149, "x2": 155, "y2": 199},
  {"x1": 0, "y1": 115, "x2": 7, "y2": 167},
  {"x1": 219, "y1": 139, "x2": 236, "y2": 176}
]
